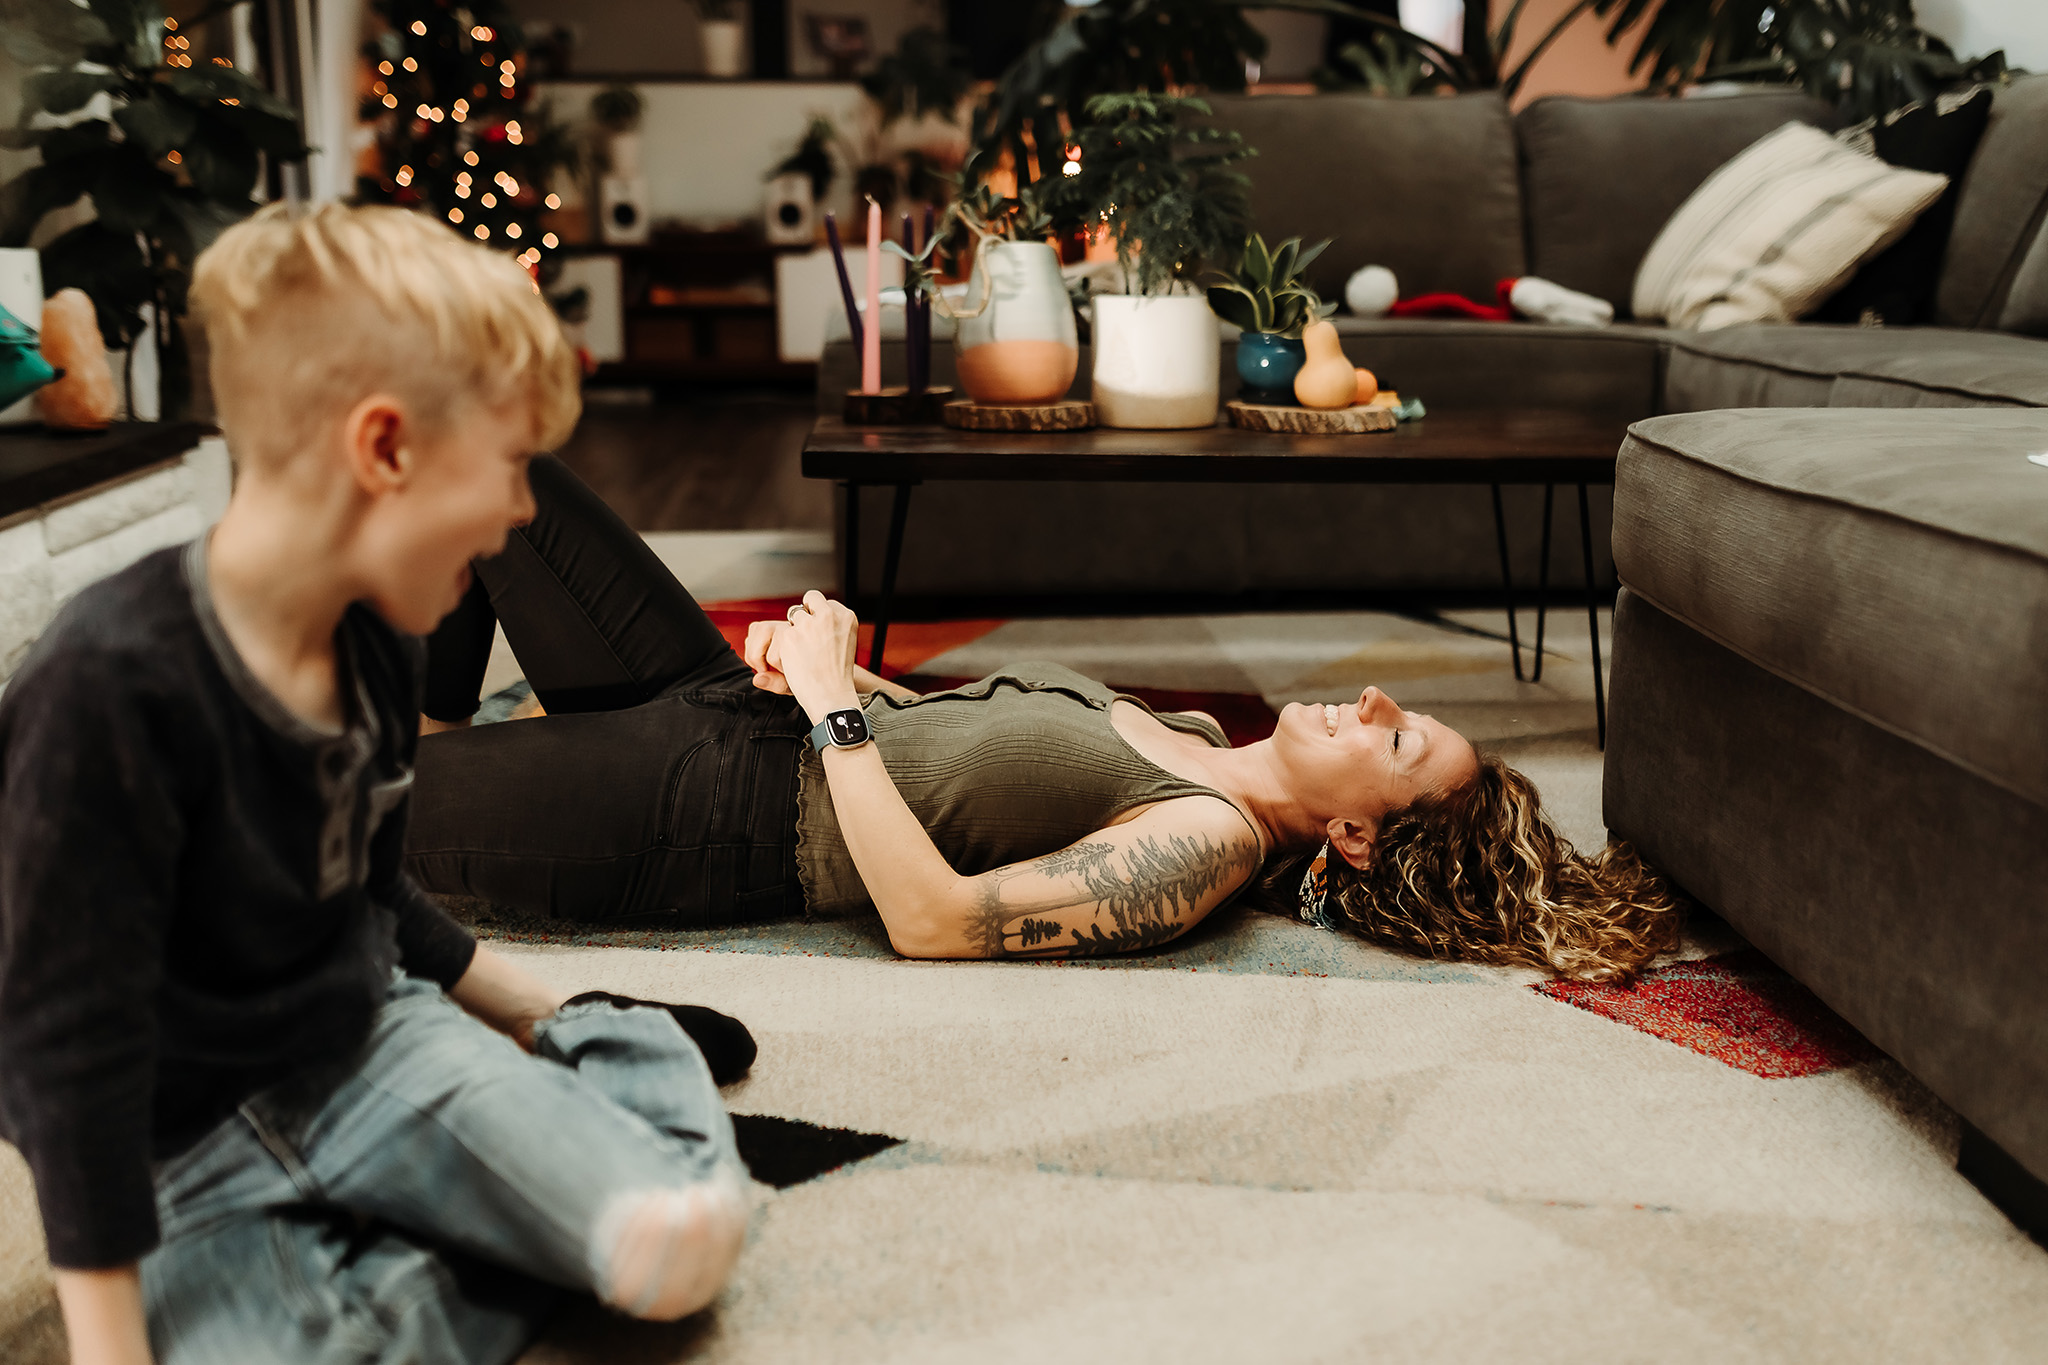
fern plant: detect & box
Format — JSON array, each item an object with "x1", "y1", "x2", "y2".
[
  {"x1": 1206, "y1": 233, "x2": 1335, "y2": 337},
  {"x1": 1038, "y1": 93, "x2": 1251, "y2": 298}
]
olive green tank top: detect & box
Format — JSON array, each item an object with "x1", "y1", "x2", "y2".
[{"x1": 793, "y1": 662, "x2": 1251, "y2": 916}]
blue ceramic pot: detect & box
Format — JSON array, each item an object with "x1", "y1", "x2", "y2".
[{"x1": 1236, "y1": 331, "x2": 1306, "y2": 404}]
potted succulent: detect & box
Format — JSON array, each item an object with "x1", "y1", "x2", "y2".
[
  {"x1": 691, "y1": 0, "x2": 747, "y2": 79},
  {"x1": 1206, "y1": 233, "x2": 1337, "y2": 404},
  {"x1": 1040, "y1": 93, "x2": 1250, "y2": 429}
]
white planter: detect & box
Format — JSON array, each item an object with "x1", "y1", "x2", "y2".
[
  {"x1": 954, "y1": 241, "x2": 1078, "y2": 406},
  {"x1": 1090, "y1": 294, "x2": 1220, "y2": 429},
  {"x1": 701, "y1": 19, "x2": 747, "y2": 78}
]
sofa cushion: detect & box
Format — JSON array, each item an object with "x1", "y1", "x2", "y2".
[
  {"x1": 1813, "y1": 88, "x2": 1994, "y2": 327},
  {"x1": 1933, "y1": 74, "x2": 2048, "y2": 329},
  {"x1": 1613, "y1": 407, "x2": 2048, "y2": 807},
  {"x1": 1631, "y1": 123, "x2": 1948, "y2": 329},
  {"x1": 1661, "y1": 324, "x2": 2048, "y2": 411},
  {"x1": 1205, "y1": 92, "x2": 1524, "y2": 304},
  {"x1": 1517, "y1": 90, "x2": 1836, "y2": 317},
  {"x1": 1996, "y1": 216, "x2": 2048, "y2": 337},
  {"x1": 1323, "y1": 317, "x2": 1666, "y2": 415}
]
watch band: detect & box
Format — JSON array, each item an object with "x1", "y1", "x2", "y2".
[{"x1": 809, "y1": 708, "x2": 872, "y2": 753}]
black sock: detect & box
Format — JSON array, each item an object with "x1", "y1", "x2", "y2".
[{"x1": 562, "y1": 991, "x2": 757, "y2": 1085}]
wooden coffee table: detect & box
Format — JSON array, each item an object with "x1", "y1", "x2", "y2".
[{"x1": 802, "y1": 408, "x2": 1627, "y2": 743}]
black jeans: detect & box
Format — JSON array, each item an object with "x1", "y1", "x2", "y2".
[{"x1": 405, "y1": 457, "x2": 810, "y2": 927}]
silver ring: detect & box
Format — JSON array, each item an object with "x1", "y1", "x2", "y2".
[{"x1": 786, "y1": 604, "x2": 809, "y2": 623}]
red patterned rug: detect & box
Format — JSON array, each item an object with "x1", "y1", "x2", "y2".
[
  {"x1": 1533, "y1": 949, "x2": 1883, "y2": 1079},
  {"x1": 702, "y1": 597, "x2": 1282, "y2": 748}
]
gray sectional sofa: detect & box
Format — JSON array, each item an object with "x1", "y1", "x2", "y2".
[{"x1": 820, "y1": 77, "x2": 2048, "y2": 601}]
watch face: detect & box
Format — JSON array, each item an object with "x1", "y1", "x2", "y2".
[{"x1": 826, "y1": 709, "x2": 869, "y2": 746}]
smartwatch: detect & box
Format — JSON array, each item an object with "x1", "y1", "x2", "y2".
[{"x1": 809, "y1": 707, "x2": 872, "y2": 754}]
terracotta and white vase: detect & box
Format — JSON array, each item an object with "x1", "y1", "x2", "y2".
[
  {"x1": 1091, "y1": 294, "x2": 1220, "y2": 429},
  {"x1": 953, "y1": 240, "x2": 1078, "y2": 406},
  {"x1": 700, "y1": 19, "x2": 746, "y2": 77}
]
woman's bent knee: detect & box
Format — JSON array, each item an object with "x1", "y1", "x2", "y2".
[{"x1": 591, "y1": 1171, "x2": 748, "y2": 1320}]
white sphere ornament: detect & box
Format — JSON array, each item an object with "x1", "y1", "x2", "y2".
[{"x1": 1344, "y1": 265, "x2": 1399, "y2": 318}]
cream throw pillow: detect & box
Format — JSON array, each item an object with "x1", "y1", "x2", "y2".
[{"x1": 1633, "y1": 122, "x2": 1950, "y2": 330}]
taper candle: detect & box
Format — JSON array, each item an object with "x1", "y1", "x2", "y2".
[
  {"x1": 901, "y1": 212, "x2": 922, "y2": 395},
  {"x1": 822, "y1": 211, "x2": 862, "y2": 353},
  {"x1": 862, "y1": 198, "x2": 882, "y2": 395}
]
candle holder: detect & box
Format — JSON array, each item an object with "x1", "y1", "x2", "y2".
[{"x1": 843, "y1": 385, "x2": 955, "y2": 426}]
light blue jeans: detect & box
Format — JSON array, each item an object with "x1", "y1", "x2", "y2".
[{"x1": 141, "y1": 972, "x2": 743, "y2": 1364}]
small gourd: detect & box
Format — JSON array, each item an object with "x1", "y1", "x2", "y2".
[
  {"x1": 1353, "y1": 367, "x2": 1378, "y2": 405},
  {"x1": 1293, "y1": 320, "x2": 1356, "y2": 410}
]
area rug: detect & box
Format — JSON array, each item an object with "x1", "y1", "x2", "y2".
[{"x1": 453, "y1": 592, "x2": 2048, "y2": 1363}]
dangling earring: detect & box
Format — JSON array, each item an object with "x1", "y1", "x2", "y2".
[{"x1": 1297, "y1": 843, "x2": 1339, "y2": 931}]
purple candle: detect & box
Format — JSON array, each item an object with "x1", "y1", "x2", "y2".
[
  {"x1": 823, "y1": 210, "x2": 863, "y2": 355},
  {"x1": 901, "y1": 212, "x2": 923, "y2": 394}
]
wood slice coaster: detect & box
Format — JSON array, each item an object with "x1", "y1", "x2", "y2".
[
  {"x1": 942, "y1": 399, "x2": 1096, "y2": 432},
  {"x1": 843, "y1": 387, "x2": 956, "y2": 426},
  {"x1": 1225, "y1": 400, "x2": 1397, "y2": 434}
]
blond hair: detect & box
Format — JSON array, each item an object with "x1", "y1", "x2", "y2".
[
  {"x1": 191, "y1": 202, "x2": 580, "y2": 468},
  {"x1": 1258, "y1": 754, "x2": 1683, "y2": 982}
]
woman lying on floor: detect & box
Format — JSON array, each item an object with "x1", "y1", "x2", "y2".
[{"x1": 408, "y1": 458, "x2": 1681, "y2": 981}]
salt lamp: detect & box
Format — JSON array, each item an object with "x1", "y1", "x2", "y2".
[{"x1": 39, "y1": 289, "x2": 116, "y2": 429}]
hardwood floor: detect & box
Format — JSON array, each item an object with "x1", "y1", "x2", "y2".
[{"x1": 553, "y1": 387, "x2": 830, "y2": 532}]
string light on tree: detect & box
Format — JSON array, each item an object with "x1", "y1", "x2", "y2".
[{"x1": 360, "y1": 0, "x2": 573, "y2": 288}]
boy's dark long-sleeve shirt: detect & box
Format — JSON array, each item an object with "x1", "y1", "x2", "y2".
[{"x1": 0, "y1": 539, "x2": 478, "y2": 1269}]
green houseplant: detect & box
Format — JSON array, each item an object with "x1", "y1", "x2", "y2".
[
  {"x1": 1037, "y1": 92, "x2": 1252, "y2": 429},
  {"x1": 1307, "y1": 0, "x2": 2005, "y2": 119},
  {"x1": 1206, "y1": 233, "x2": 1337, "y2": 403},
  {"x1": 0, "y1": 0, "x2": 307, "y2": 418},
  {"x1": 972, "y1": 0, "x2": 1267, "y2": 177}
]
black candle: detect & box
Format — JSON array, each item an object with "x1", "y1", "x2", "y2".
[{"x1": 823, "y1": 210, "x2": 863, "y2": 354}]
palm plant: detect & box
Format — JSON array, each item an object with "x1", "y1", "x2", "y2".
[
  {"x1": 972, "y1": 0, "x2": 1267, "y2": 178},
  {"x1": 0, "y1": 0, "x2": 307, "y2": 417},
  {"x1": 1206, "y1": 233, "x2": 1336, "y2": 338},
  {"x1": 1303, "y1": 0, "x2": 2005, "y2": 117}
]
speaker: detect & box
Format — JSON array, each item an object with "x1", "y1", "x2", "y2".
[
  {"x1": 599, "y1": 176, "x2": 650, "y2": 245},
  {"x1": 762, "y1": 171, "x2": 815, "y2": 246}
]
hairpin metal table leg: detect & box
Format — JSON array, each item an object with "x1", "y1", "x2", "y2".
[
  {"x1": 1489, "y1": 483, "x2": 1524, "y2": 681},
  {"x1": 1532, "y1": 482, "x2": 1554, "y2": 684},
  {"x1": 868, "y1": 481, "x2": 915, "y2": 674},
  {"x1": 1577, "y1": 482, "x2": 1606, "y2": 748},
  {"x1": 841, "y1": 481, "x2": 862, "y2": 607}
]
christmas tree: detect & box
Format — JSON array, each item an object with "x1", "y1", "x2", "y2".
[{"x1": 355, "y1": 0, "x2": 573, "y2": 275}]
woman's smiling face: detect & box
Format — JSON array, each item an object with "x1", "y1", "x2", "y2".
[{"x1": 1272, "y1": 686, "x2": 1480, "y2": 841}]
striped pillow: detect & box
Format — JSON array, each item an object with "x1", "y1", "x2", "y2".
[{"x1": 1632, "y1": 122, "x2": 1950, "y2": 330}]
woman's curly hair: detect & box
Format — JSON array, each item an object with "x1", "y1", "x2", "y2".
[{"x1": 1258, "y1": 753, "x2": 1683, "y2": 982}]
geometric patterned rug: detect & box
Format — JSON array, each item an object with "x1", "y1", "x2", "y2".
[{"x1": 495, "y1": 582, "x2": 2048, "y2": 1361}]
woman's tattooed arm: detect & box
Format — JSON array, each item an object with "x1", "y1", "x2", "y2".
[{"x1": 964, "y1": 818, "x2": 1262, "y2": 959}]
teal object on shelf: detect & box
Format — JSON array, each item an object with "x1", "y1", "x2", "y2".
[
  {"x1": 1236, "y1": 331, "x2": 1305, "y2": 404},
  {"x1": 0, "y1": 302, "x2": 55, "y2": 412}
]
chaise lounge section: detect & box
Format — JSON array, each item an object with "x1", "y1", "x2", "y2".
[{"x1": 1604, "y1": 405, "x2": 2048, "y2": 1222}]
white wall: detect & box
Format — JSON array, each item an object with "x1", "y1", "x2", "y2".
[
  {"x1": 538, "y1": 81, "x2": 871, "y2": 228},
  {"x1": 1918, "y1": 0, "x2": 2048, "y2": 71}
]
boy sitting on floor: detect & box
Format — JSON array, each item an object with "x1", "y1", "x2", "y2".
[{"x1": 0, "y1": 203, "x2": 755, "y2": 1365}]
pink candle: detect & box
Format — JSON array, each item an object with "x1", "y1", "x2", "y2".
[{"x1": 862, "y1": 198, "x2": 882, "y2": 395}]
